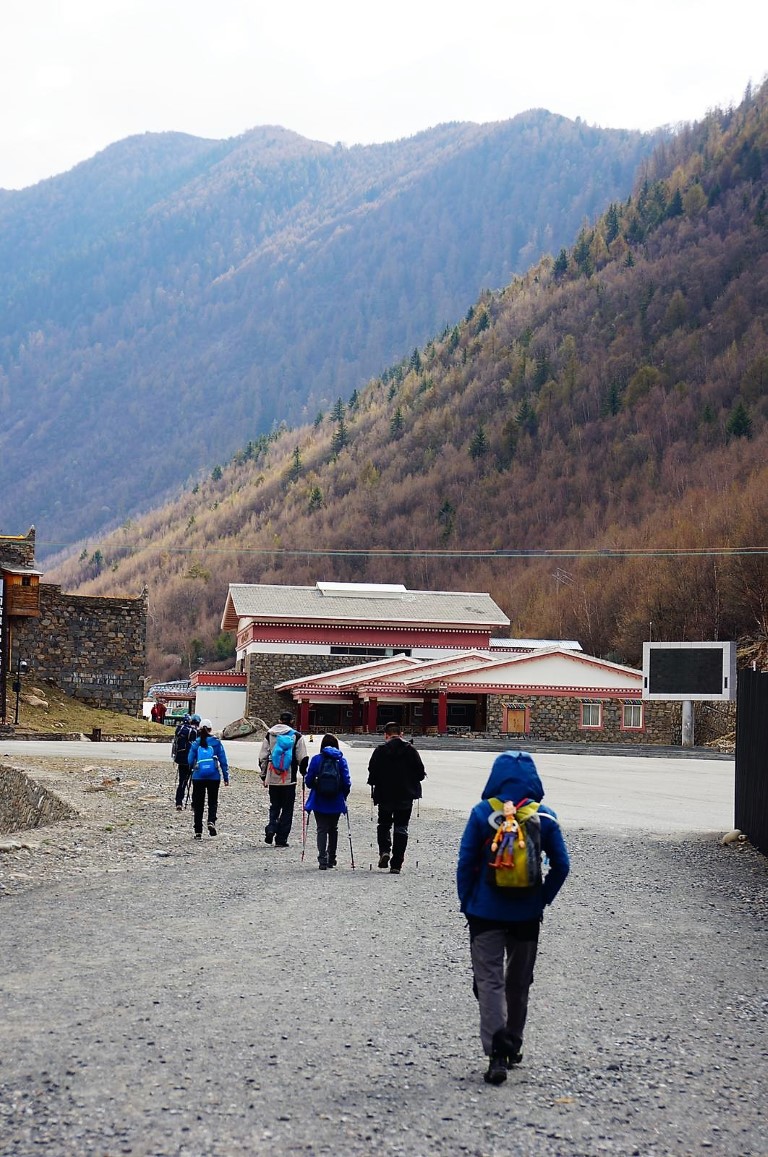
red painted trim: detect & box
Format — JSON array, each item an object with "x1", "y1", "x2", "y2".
[
  {"x1": 240, "y1": 622, "x2": 492, "y2": 647},
  {"x1": 441, "y1": 683, "x2": 641, "y2": 697},
  {"x1": 190, "y1": 672, "x2": 247, "y2": 687}
]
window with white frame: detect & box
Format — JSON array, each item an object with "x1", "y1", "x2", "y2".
[
  {"x1": 622, "y1": 702, "x2": 644, "y2": 729},
  {"x1": 580, "y1": 701, "x2": 602, "y2": 728}
]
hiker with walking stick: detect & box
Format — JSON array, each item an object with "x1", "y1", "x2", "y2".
[
  {"x1": 303, "y1": 733, "x2": 351, "y2": 870},
  {"x1": 367, "y1": 721, "x2": 425, "y2": 874},
  {"x1": 172, "y1": 713, "x2": 199, "y2": 812},
  {"x1": 258, "y1": 711, "x2": 309, "y2": 848}
]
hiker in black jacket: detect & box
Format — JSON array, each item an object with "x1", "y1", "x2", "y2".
[
  {"x1": 173, "y1": 713, "x2": 199, "y2": 811},
  {"x1": 367, "y1": 721, "x2": 425, "y2": 874}
]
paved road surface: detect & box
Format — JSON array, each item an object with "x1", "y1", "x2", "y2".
[{"x1": 1, "y1": 738, "x2": 736, "y2": 832}]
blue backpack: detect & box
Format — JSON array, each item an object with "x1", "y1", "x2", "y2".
[
  {"x1": 270, "y1": 730, "x2": 296, "y2": 776},
  {"x1": 194, "y1": 745, "x2": 218, "y2": 777}
]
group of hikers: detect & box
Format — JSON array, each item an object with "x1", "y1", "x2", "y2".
[{"x1": 169, "y1": 707, "x2": 571, "y2": 1085}]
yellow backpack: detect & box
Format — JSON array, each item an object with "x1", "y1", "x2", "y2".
[{"x1": 486, "y1": 797, "x2": 543, "y2": 893}]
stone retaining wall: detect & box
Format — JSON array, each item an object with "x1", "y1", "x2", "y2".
[
  {"x1": 0, "y1": 765, "x2": 77, "y2": 835},
  {"x1": 694, "y1": 700, "x2": 736, "y2": 744}
]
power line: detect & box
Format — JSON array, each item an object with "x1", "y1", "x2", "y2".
[{"x1": 38, "y1": 543, "x2": 768, "y2": 559}]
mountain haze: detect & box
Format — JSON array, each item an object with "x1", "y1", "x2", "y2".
[
  {"x1": 47, "y1": 83, "x2": 768, "y2": 679},
  {"x1": 0, "y1": 113, "x2": 661, "y2": 549}
]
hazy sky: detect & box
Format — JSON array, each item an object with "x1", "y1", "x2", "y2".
[{"x1": 1, "y1": 0, "x2": 766, "y2": 190}]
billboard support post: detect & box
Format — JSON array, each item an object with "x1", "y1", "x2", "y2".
[{"x1": 681, "y1": 699, "x2": 694, "y2": 748}]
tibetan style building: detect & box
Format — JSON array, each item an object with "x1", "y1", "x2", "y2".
[{"x1": 219, "y1": 580, "x2": 686, "y2": 743}]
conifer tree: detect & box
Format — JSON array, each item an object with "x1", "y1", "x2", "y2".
[
  {"x1": 287, "y1": 445, "x2": 302, "y2": 482},
  {"x1": 469, "y1": 424, "x2": 488, "y2": 459},
  {"x1": 331, "y1": 417, "x2": 349, "y2": 456},
  {"x1": 438, "y1": 500, "x2": 455, "y2": 540},
  {"x1": 726, "y1": 400, "x2": 752, "y2": 439},
  {"x1": 553, "y1": 249, "x2": 568, "y2": 279}
]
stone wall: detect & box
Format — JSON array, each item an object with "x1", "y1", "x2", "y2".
[
  {"x1": 487, "y1": 694, "x2": 682, "y2": 744},
  {"x1": 0, "y1": 528, "x2": 36, "y2": 570},
  {"x1": 694, "y1": 700, "x2": 736, "y2": 744},
  {"x1": 13, "y1": 584, "x2": 147, "y2": 716},
  {"x1": 246, "y1": 653, "x2": 375, "y2": 724},
  {"x1": 0, "y1": 765, "x2": 77, "y2": 834}
]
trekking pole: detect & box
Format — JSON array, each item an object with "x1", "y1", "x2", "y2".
[
  {"x1": 415, "y1": 797, "x2": 420, "y2": 870},
  {"x1": 346, "y1": 807, "x2": 356, "y2": 870},
  {"x1": 301, "y1": 776, "x2": 307, "y2": 863},
  {"x1": 369, "y1": 795, "x2": 375, "y2": 870}
]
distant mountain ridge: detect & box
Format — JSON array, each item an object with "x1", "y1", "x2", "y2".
[
  {"x1": 47, "y1": 82, "x2": 768, "y2": 679},
  {"x1": 0, "y1": 112, "x2": 661, "y2": 549}
]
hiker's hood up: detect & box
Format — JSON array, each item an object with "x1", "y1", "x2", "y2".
[
  {"x1": 319, "y1": 745, "x2": 343, "y2": 761},
  {"x1": 481, "y1": 751, "x2": 544, "y2": 803}
]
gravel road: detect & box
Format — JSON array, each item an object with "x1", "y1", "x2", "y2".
[{"x1": 1, "y1": 749, "x2": 767, "y2": 1156}]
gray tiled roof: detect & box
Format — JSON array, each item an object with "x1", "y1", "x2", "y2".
[{"x1": 222, "y1": 582, "x2": 509, "y2": 630}]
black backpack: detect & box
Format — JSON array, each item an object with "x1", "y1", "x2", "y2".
[
  {"x1": 314, "y1": 754, "x2": 342, "y2": 797},
  {"x1": 172, "y1": 723, "x2": 195, "y2": 762}
]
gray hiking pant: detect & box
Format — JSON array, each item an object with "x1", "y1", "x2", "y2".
[{"x1": 469, "y1": 925, "x2": 539, "y2": 1056}]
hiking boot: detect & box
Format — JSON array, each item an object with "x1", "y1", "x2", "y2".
[
  {"x1": 483, "y1": 1054, "x2": 508, "y2": 1085},
  {"x1": 274, "y1": 841, "x2": 289, "y2": 848},
  {"x1": 194, "y1": 832, "x2": 202, "y2": 840},
  {"x1": 504, "y1": 1031, "x2": 523, "y2": 1067},
  {"x1": 328, "y1": 860, "x2": 337, "y2": 869},
  {"x1": 176, "y1": 805, "x2": 183, "y2": 812},
  {"x1": 389, "y1": 866, "x2": 401, "y2": 874},
  {"x1": 208, "y1": 822, "x2": 217, "y2": 837},
  {"x1": 378, "y1": 853, "x2": 390, "y2": 869},
  {"x1": 319, "y1": 863, "x2": 328, "y2": 870},
  {"x1": 264, "y1": 829, "x2": 274, "y2": 844}
]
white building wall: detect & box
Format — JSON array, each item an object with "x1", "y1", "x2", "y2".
[{"x1": 194, "y1": 687, "x2": 247, "y2": 734}]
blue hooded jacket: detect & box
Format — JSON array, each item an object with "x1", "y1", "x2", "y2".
[
  {"x1": 456, "y1": 751, "x2": 570, "y2": 922},
  {"x1": 188, "y1": 735, "x2": 229, "y2": 784},
  {"x1": 304, "y1": 746, "x2": 351, "y2": 815}
]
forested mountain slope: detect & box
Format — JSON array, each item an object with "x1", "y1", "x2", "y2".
[
  {"x1": 49, "y1": 83, "x2": 768, "y2": 678},
  {"x1": 0, "y1": 113, "x2": 660, "y2": 548}
]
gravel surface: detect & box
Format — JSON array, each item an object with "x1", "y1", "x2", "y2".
[{"x1": 1, "y1": 752, "x2": 767, "y2": 1156}]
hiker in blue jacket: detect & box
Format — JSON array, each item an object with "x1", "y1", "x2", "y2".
[
  {"x1": 304, "y1": 733, "x2": 351, "y2": 869},
  {"x1": 188, "y1": 719, "x2": 229, "y2": 839},
  {"x1": 457, "y1": 750, "x2": 570, "y2": 1085}
]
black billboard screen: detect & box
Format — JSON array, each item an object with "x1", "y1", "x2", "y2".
[{"x1": 648, "y1": 647, "x2": 724, "y2": 696}]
